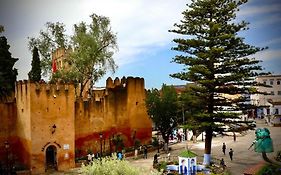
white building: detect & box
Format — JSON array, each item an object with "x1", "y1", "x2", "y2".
[{"x1": 251, "y1": 74, "x2": 281, "y2": 120}]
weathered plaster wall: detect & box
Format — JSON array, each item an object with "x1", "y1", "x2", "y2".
[
  {"x1": 74, "y1": 77, "x2": 152, "y2": 155},
  {"x1": 15, "y1": 81, "x2": 32, "y2": 168},
  {"x1": 1, "y1": 76, "x2": 152, "y2": 174},
  {"x1": 28, "y1": 82, "x2": 75, "y2": 173},
  {"x1": 0, "y1": 101, "x2": 17, "y2": 164},
  {"x1": 126, "y1": 77, "x2": 152, "y2": 143}
]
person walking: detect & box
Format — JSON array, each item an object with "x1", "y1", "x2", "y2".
[
  {"x1": 222, "y1": 143, "x2": 226, "y2": 155},
  {"x1": 229, "y1": 148, "x2": 234, "y2": 161},
  {"x1": 153, "y1": 153, "x2": 158, "y2": 165},
  {"x1": 143, "y1": 145, "x2": 148, "y2": 159},
  {"x1": 87, "y1": 153, "x2": 92, "y2": 164}
]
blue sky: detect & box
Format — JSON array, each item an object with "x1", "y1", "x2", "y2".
[{"x1": 0, "y1": 0, "x2": 280, "y2": 89}]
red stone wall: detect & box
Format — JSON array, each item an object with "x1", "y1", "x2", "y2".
[
  {"x1": 1, "y1": 77, "x2": 152, "y2": 174},
  {"x1": 27, "y1": 82, "x2": 75, "y2": 173},
  {"x1": 75, "y1": 77, "x2": 152, "y2": 156}
]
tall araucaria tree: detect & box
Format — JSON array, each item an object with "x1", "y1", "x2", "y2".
[
  {"x1": 169, "y1": 0, "x2": 268, "y2": 165},
  {"x1": 0, "y1": 25, "x2": 18, "y2": 101},
  {"x1": 28, "y1": 13, "x2": 118, "y2": 97},
  {"x1": 145, "y1": 84, "x2": 179, "y2": 152},
  {"x1": 28, "y1": 47, "x2": 41, "y2": 81},
  {"x1": 179, "y1": 84, "x2": 206, "y2": 142}
]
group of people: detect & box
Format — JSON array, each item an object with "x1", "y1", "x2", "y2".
[
  {"x1": 220, "y1": 143, "x2": 234, "y2": 169},
  {"x1": 139, "y1": 145, "x2": 148, "y2": 159},
  {"x1": 87, "y1": 152, "x2": 99, "y2": 163},
  {"x1": 87, "y1": 151, "x2": 123, "y2": 163}
]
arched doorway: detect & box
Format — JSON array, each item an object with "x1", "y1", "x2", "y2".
[{"x1": 45, "y1": 145, "x2": 57, "y2": 171}]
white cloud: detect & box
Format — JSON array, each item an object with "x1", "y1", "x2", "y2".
[
  {"x1": 238, "y1": 3, "x2": 281, "y2": 17},
  {"x1": 2, "y1": 0, "x2": 189, "y2": 80},
  {"x1": 254, "y1": 49, "x2": 281, "y2": 61},
  {"x1": 77, "y1": 0, "x2": 188, "y2": 66},
  {"x1": 250, "y1": 14, "x2": 281, "y2": 28}
]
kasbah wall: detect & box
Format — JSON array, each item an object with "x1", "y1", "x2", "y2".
[{"x1": 0, "y1": 76, "x2": 152, "y2": 174}]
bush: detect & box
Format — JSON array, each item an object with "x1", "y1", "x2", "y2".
[
  {"x1": 256, "y1": 164, "x2": 281, "y2": 175},
  {"x1": 153, "y1": 161, "x2": 167, "y2": 172},
  {"x1": 80, "y1": 154, "x2": 161, "y2": 175}
]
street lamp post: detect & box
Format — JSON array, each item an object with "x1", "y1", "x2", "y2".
[
  {"x1": 157, "y1": 137, "x2": 160, "y2": 153},
  {"x1": 109, "y1": 135, "x2": 112, "y2": 155},
  {"x1": 99, "y1": 133, "x2": 103, "y2": 158},
  {"x1": 4, "y1": 141, "x2": 10, "y2": 174}
]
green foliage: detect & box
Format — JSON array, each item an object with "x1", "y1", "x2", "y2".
[
  {"x1": 28, "y1": 47, "x2": 41, "y2": 81},
  {"x1": 154, "y1": 161, "x2": 167, "y2": 172},
  {"x1": 256, "y1": 164, "x2": 281, "y2": 175},
  {"x1": 169, "y1": 0, "x2": 267, "y2": 164},
  {"x1": 179, "y1": 84, "x2": 206, "y2": 136},
  {"x1": 146, "y1": 84, "x2": 179, "y2": 144},
  {"x1": 134, "y1": 139, "x2": 141, "y2": 148},
  {"x1": 152, "y1": 137, "x2": 159, "y2": 147},
  {"x1": 81, "y1": 154, "x2": 161, "y2": 175},
  {"x1": 112, "y1": 134, "x2": 125, "y2": 152},
  {"x1": 28, "y1": 13, "x2": 118, "y2": 96},
  {"x1": 0, "y1": 27, "x2": 18, "y2": 100},
  {"x1": 28, "y1": 22, "x2": 68, "y2": 77},
  {"x1": 179, "y1": 150, "x2": 197, "y2": 158}
]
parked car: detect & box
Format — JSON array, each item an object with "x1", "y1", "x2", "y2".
[{"x1": 248, "y1": 121, "x2": 256, "y2": 128}]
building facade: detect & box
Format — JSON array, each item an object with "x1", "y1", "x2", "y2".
[
  {"x1": 251, "y1": 74, "x2": 281, "y2": 118},
  {"x1": 0, "y1": 77, "x2": 152, "y2": 174}
]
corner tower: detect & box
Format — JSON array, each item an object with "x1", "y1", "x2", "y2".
[{"x1": 15, "y1": 81, "x2": 75, "y2": 173}]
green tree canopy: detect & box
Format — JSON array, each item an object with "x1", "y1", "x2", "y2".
[
  {"x1": 169, "y1": 0, "x2": 267, "y2": 165},
  {"x1": 145, "y1": 84, "x2": 179, "y2": 146},
  {"x1": 0, "y1": 25, "x2": 18, "y2": 101},
  {"x1": 28, "y1": 13, "x2": 118, "y2": 97},
  {"x1": 179, "y1": 84, "x2": 206, "y2": 140},
  {"x1": 28, "y1": 47, "x2": 41, "y2": 81}
]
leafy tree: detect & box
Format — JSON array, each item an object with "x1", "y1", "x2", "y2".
[
  {"x1": 28, "y1": 13, "x2": 118, "y2": 97},
  {"x1": 179, "y1": 84, "x2": 206, "y2": 142},
  {"x1": 0, "y1": 26, "x2": 18, "y2": 101},
  {"x1": 145, "y1": 84, "x2": 178, "y2": 151},
  {"x1": 28, "y1": 22, "x2": 69, "y2": 77},
  {"x1": 112, "y1": 134, "x2": 125, "y2": 152},
  {"x1": 28, "y1": 47, "x2": 41, "y2": 81},
  {"x1": 169, "y1": 0, "x2": 267, "y2": 165}
]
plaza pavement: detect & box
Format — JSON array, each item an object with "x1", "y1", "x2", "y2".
[
  {"x1": 129, "y1": 119, "x2": 281, "y2": 175},
  {"x1": 50, "y1": 119, "x2": 280, "y2": 174}
]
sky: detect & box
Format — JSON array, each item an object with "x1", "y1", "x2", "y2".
[{"x1": 0, "y1": 0, "x2": 281, "y2": 89}]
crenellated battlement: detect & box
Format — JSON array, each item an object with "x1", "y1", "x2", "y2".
[
  {"x1": 1, "y1": 76, "x2": 151, "y2": 174},
  {"x1": 16, "y1": 80, "x2": 73, "y2": 98},
  {"x1": 106, "y1": 76, "x2": 144, "y2": 89},
  {"x1": 15, "y1": 76, "x2": 144, "y2": 102}
]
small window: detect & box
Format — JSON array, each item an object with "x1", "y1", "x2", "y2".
[
  {"x1": 270, "y1": 91, "x2": 274, "y2": 95},
  {"x1": 270, "y1": 79, "x2": 274, "y2": 85},
  {"x1": 275, "y1": 109, "x2": 279, "y2": 115},
  {"x1": 277, "y1": 80, "x2": 280, "y2": 85},
  {"x1": 263, "y1": 80, "x2": 267, "y2": 85},
  {"x1": 267, "y1": 108, "x2": 270, "y2": 115},
  {"x1": 278, "y1": 91, "x2": 281, "y2": 95}
]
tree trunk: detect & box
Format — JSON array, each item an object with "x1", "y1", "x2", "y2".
[
  {"x1": 203, "y1": 127, "x2": 213, "y2": 165},
  {"x1": 162, "y1": 133, "x2": 169, "y2": 153},
  {"x1": 262, "y1": 152, "x2": 272, "y2": 163}
]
